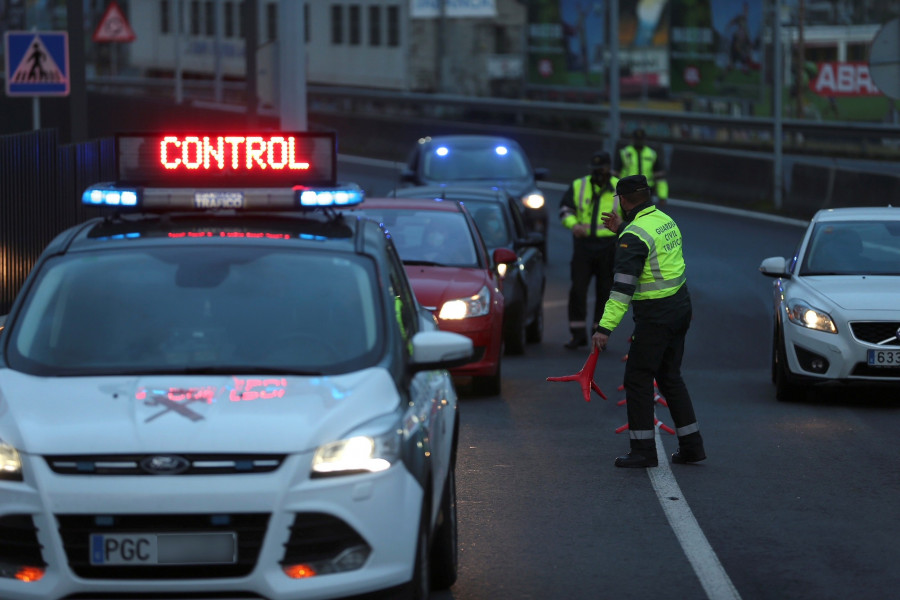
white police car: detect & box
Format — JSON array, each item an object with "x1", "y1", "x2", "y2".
[
  {"x1": 760, "y1": 206, "x2": 900, "y2": 401},
  {"x1": 0, "y1": 132, "x2": 472, "y2": 599}
]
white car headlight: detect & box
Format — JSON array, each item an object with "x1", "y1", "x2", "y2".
[
  {"x1": 0, "y1": 438, "x2": 23, "y2": 481},
  {"x1": 523, "y1": 192, "x2": 545, "y2": 210},
  {"x1": 311, "y1": 431, "x2": 401, "y2": 477},
  {"x1": 438, "y1": 285, "x2": 491, "y2": 320},
  {"x1": 786, "y1": 300, "x2": 837, "y2": 334}
]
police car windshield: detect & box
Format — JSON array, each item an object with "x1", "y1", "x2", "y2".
[
  {"x1": 5, "y1": 246, "x2": 383, "y2": 376},
  {"x1": 423, "y1": 144, "x2": 530, "y2": 181}
]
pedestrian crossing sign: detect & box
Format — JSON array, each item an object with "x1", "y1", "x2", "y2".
[{"x1": 4, "y1": 31, "x2": 70, "y2": 97}]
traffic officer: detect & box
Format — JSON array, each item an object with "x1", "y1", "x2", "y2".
[
  {"x1": 614, "y1": 128, "x2": 669, "y2": 207},
  {"x1": 593, "y1": 175, "x2": 705, "y2": 468},
  {"x1": 558, "y1": 150, "x2": 622, "y2": 350}
]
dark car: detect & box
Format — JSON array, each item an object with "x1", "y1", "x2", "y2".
[
  {"x1": 399, "y1": 135, "x2": 549, "y2": 256},
  {"x1": 391, "y1": 186, "x2": 546, "y2": 356}
]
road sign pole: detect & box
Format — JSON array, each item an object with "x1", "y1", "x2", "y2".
[{"x1": 32, "y1": 97, "x2": 40, "y2": 130}]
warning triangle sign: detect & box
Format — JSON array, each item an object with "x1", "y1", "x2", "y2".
[
  {"x1": 9, "y1": 35, "x2": 66, "y2": 84},
  {"x1": 93, "y1": 1, "x2": 137, "y2": 43}
]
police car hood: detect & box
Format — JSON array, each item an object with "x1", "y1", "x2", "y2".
[
  {"x1": 800, "y1": 276, "x2": 900, "y2": 311},
  {"x1": 404, "y1": 265, "x2": 491, "y2": 310},
  {"x1": 0, "y1": 368, "x2": 400, "y2": 455}
]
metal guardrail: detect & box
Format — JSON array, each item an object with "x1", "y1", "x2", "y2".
[{"x1": 80, "y1": 76, "x2": 900, "y2": 162}]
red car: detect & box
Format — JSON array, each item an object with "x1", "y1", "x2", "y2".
[{"x1": 350, "y1": 197, "x2": 516, "y2": 395}]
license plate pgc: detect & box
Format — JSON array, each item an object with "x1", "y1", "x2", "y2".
[{"x1": 90, "y1": 532, "x2": 236, "y2": 565}]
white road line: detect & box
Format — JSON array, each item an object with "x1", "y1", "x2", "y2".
[{"x1": 649, "y1": 431, "x2": 742, "y2": 600}]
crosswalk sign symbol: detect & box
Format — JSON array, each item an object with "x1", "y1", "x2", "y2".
[{"x1": 4, "y1": 31, "x2": 70, "y2": 97}]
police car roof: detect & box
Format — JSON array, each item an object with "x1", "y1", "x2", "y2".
[{"x1": 45, "y1": 210, "x2": 389, "y2": 260}]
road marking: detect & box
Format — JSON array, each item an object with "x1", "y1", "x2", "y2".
[{"x1": 649, "y1": 431, "x2": 742, "y2": 600}]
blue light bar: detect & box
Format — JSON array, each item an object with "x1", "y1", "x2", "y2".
[
  {"x1": 82, "y1": 183, "x2": 140, "y2": 207},
  {"x1": 296, "y1": 186, "x2": 365, "y2": 208},
  {"x1": 495, "y1": 145, "x2": 508, "y2": 156}
]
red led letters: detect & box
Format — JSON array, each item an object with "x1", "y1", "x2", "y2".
[{"x1": 160, "y1": 135, "x2": 311, "y2": 172}]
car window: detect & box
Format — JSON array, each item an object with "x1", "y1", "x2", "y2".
[
  {"x1": 462, "y1": 199, "x2": 514, "y2": 247},
  {"x1": 801, "y1": 221, "x2": 900, "y2": 275},
  {"x1": 386, "y1": 241, "x2": 418, "y2": 354},
  {"x1": 422, "y1": 143, "x2": 530, "y2": 180},
  {"x1": 6, "y1": 246, "x2": 384, "y2": 376},
  {"x1": 356, "y1": 208, "x2": 480, "y2": 267}
]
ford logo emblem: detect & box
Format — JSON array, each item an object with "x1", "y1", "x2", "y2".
[{"x1": 140, "y1": 455, "x2": 191, "y2": 475}]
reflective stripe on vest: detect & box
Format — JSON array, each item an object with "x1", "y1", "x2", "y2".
[
  {"x1": 621, "y1": 208, "x2": 686, "y2": 300},
  {"x1": 572, "y1": 176, "x2": 619, "y2": 238}
]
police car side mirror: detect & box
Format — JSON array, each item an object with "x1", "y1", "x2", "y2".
[
  {"x1": 410, "y1": 331, "x2": 474, "y2": 371},
  {"x1": 759, "y1": 256, "x2": 788, "y2": 278},
  {"x1": 533, "y1": 167, "x2": 549, "y2": 181}
]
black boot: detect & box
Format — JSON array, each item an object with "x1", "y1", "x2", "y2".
[
  {"x1": 615, "y1": 441, "x2": 658, "y2": 468},
  {"x1": 672, "y1": 432, "x2": 706, "y2": 464}
]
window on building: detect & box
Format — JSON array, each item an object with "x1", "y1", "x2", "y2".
[
  {"x1": 238, "y1": 0, "x2": 245, "y2": 38},
  {"x1": 349, "y1": 5, "x2": 360, "y2": 45},
  {"x1": 161, "y1": 0, "x2": 170, "y2": 34},
  {"x1": 225, "y1": 1, "x2": 234, "y2": 37},
  {"x1": 847, "y1": 43, "x2": 868, "y2": 61},
  {"x1": 332, "y1": 5, "x2": 343, "y2": 44},
  {"x1": 205, "y1": 1, "x2": 215, "y2": 36},
  {"x1": 267, "y1": 2, "x2": 277, "y2": 41},
  {"x1": 387, "y1": 5, "x2": 399, "y2": 47},
  {"x1": 369, "y1": 6, "x2": 381, "y2": 46},
  {"x1": 191, "y1": 0, "x2": 200, "y2": 35}
]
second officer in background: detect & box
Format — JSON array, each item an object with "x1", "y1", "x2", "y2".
[
  {"x1": 559, "y1": 151, "x2": 621, "y2": 349},
  {"x1": 614, "y1": 128, "x2": 668, "y2": 207}
]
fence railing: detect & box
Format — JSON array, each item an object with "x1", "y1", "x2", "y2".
[
  {"x1": 0, "y1": 130, "x2": 115, "y2": 314},
  {"x1": 81, "y1": 76, "x2": 900, "y2": 162}
]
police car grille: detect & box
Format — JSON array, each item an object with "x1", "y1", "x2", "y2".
[
  {"x1": 0, "y1": 514, "x2": 46, "y2": 570},
  {"x1": 850, "y1": 322, "x2": 900, "y2": 346},
  {"x1": 44, "y1": 454, "x2": 286, "y2": 475},
  {"x1": 281, "y1": 512, "x2": 369, "y2": 565},
  {"x1": 56, "y1": 513, "x2": 269, "y2": 579}
]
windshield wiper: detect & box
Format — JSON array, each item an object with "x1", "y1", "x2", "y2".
[{"x1": 404, "y1": 260, "x2": 443, "y2": 266}]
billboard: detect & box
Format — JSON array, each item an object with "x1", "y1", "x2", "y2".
[
  {"x1": 669, "y1": 0, "x2": 763, "y2": 99},
  {"x1": 526, "y1": 0, "x2": 670, "y2": 92}
]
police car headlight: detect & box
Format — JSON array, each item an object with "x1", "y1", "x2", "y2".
[
  {"x1": 439, "y1": 285, "x2": 491, "y2": 320},
  {"x1": 786, "y1": 300, "x2": 837, "y2": 334},
  {"x1": 523, "y1": 192, "x2": 545, "y2": 210},
  {"x1": 0, "y1": 439, "x2": 23, "y2": 481},
  {"x1": 312, "y1": 431, "x2": 401, "y2": 477}
]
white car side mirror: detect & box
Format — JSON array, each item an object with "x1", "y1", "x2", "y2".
[{"x1": 759, "y1": 256, "x2": 788, "y2": 277}]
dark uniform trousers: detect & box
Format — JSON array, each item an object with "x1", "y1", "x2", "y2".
[
  {"x1": 624, "y1": 307, "x2": 697, "y2": 451},
  {"x1": 568, "y1": 236, "x2": 617, "y2": 338}
]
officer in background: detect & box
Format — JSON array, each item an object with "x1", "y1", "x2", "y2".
[
  {"x1": 558, "y1": 151, "x2": 622, "y2": 350},
  {"x1": 614, "y1": 128, "x2": 668, "y2": 207},
  {"x1": 593, "y1": 175, "x2": 705, "y2": 468}
]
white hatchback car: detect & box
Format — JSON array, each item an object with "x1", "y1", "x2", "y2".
[
  {"x1": 0, "y1": 131, "x2": 473, "y2": 600},
  {"x1": 759, "y1": 206, "x2": 900, "y2": 401}
]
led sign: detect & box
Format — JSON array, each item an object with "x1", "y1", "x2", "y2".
[{"x1": 116, "y1": 132, "x2": 337, "y2": 187}]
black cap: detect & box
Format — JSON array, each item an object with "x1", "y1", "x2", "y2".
[
  {"x1": 633, "y1": 128, "x2": 646, "y2": 140},
  {"x1": 616, "y1": 174, "x2": 650, "y2": 197},
  {"x1": 588, "y1": 151, "x2": 611, "y2": 170}
]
